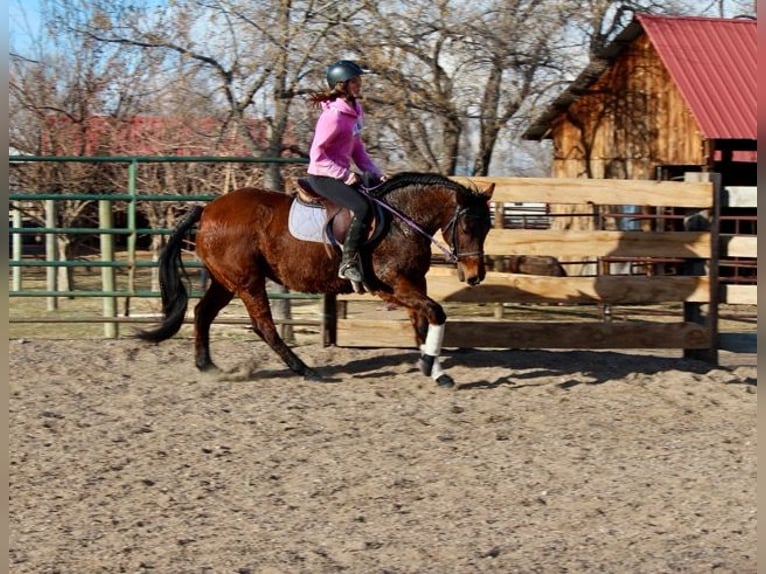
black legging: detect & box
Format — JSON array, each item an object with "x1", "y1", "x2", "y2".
[{"x1": 308, "y1": 175, "x2": 370, "y2": 221}]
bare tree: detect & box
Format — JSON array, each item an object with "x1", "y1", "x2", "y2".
[
  {"x1": 327, "y1": 0, "x2": 578, "y2": 176},
  {"x1": 67, "y1": 0, "x2": 362, "y2": 190},
  {"x1": 700, "y1": 0, "x2": 757, "y2": 17},
  {"x1": 10, "y1": 0, "x2": 157, "y2": 293},
  {"x1": 462, "y1": 1, "x2": 577, "y2": 176}
]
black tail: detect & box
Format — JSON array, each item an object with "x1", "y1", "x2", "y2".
[{"x1": 136, "y1": 205, "x2": 204, "y2": 343}]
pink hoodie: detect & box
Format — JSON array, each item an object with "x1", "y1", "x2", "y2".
[{"x1": 307, "y1": 98, "x2": 381, "y2": 182}]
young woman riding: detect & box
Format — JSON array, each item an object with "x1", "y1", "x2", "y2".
[{"x1": 307, "y1": 60, "x2": 386, "y2": 283}]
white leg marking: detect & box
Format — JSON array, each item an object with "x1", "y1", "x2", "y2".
[
  {"x1": 424, "y1": 323, "x2": 445, "y2": 356},
  {"x1": 423, "y1": 323, "x2": 446, "y2": 380}
]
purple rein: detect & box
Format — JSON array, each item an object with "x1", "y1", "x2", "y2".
[{"x1": 360, "y1": 185, "x2": 483, "y2": 264}]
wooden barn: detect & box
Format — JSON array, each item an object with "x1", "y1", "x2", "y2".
[{"x1": 522, "y1": 12, "x2": 757, "y2": 282}]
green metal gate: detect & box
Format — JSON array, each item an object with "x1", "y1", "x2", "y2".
[{"x1": 9, "y1": 155, "x2": 320, "y2": 339}]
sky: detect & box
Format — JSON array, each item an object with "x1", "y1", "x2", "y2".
[{"x1": 9, "y1": 0, "x2": 44, "y2": 54}]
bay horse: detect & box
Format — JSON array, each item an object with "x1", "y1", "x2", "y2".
[{"x1": 137, "y1": 172, "x2": 494, "y2": 387}]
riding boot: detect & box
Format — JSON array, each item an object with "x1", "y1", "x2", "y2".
[{"x1": 338, "y1": 215, "x2": 366, "y2": 283}]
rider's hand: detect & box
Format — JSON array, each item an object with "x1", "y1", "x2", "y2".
[{"x1": 344, "y1": 172, "x2": 360, "y2": 186}]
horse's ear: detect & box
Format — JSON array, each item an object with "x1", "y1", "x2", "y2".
[{"x1": 482, "y1": 182, "x2": 495, "y2": 200}]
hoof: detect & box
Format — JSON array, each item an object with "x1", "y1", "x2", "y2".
[
  {"x1": 302, "y1": 368, "x2": 323, "y2": 382},
  {"x1": 435, "y1": 374, "x2": 455, "y2": 389},
  {"x1": 197, "y1": 362, "x2": 220, "y2": 373}
]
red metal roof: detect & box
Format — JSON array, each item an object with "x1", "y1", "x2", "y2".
[{"x1": 636, "y1": 13, "x2": 756, "y2": 140}]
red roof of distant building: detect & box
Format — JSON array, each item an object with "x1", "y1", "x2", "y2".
[
  {"x1": 40, "y1": 115, "x2": 297, "y2": 157},
  {"x1": 637, "y1": 13, "x2": 756, "y2": 140}
]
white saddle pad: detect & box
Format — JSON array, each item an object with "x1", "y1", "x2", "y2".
[{"x1": 288, "y1": 200, "x2": 331, "y2": 243}]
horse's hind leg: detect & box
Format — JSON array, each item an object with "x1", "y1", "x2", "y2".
[
  {"x1": 238, "y1": 288, "x2": 322, "y2": 381},
  {"x1": 194, "y1": 278, "x2": 234, "y2": 371}
]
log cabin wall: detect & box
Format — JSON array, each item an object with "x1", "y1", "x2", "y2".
[{"x1": 550, "y1": 35, "x2": 705, "y2": 181}]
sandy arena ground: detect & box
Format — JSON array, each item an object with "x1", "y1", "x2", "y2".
[{"x1": 9, "y1": 337, "x2": 757, "y2": 573}]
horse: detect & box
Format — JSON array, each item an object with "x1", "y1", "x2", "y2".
[{"x1": 136, "y1": 171, "x2": 494, "y2": 388}]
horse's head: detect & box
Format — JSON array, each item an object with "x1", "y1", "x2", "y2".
[
  {"x1": 370, "y1": 173, "x2": 495, "y2": 285},
  {"x1": 446, "y1": 182, "x2": 495, "y2": 285}
]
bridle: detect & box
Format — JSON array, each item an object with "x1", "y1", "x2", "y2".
[
  {"x1": 363, "y1": 187, "x2": 485, "y2": 264},
  {"x1": 443, "y1": 206, "x2": 486, "y2": 261}
]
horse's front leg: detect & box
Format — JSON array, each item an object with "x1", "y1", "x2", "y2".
[
  {"x1": 384, "y1": 278, "x2": 454, "y2": 388},
  {"x1": 398, "y1": 297, "x2": 453, "y2": 389},
  {"x1": 415, "y1": 302, "x2": 454, "y2": 389},
  {"x1": 406, "y1": 307, "x2": 429, "y2": 347}
]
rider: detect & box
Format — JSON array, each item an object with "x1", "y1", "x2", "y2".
[{"x1": 307, "y1": 59, "x2": 386, "y2": 284}]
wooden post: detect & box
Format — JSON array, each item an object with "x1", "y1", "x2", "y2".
[
  {"x1": 12, "y1": 209, "x2": 22, "y2": 291},
  {"x1": 99, "y1": 200, "x2": 117, "y2": 338},
  {"x1": 45, "y1": 200, "x2": 57, "y2": 311},
  {"x1": 492, "y1": 200, "x2": 505, "y2": 319},
  {"x1": 321, "y1": 294, "x2": 337, "y2": 346},
  {"x1": 124, "y1": 160, "x2": 138, "y2": 317},
  {"x1": 682, "y1": 172, "x2": 720, "y2": 363}
]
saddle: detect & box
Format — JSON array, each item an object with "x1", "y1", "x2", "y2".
[{"x1": 293, "y1": 178, "x2": 387, "y2": 246}]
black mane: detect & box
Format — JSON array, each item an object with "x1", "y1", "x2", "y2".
[{"x1": 367, "y1": 171, "x2": 481, "y2": 201}]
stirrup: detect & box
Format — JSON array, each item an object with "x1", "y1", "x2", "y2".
[{"x1": 338, "y1": 261, "x2": 364, "y2": 283}]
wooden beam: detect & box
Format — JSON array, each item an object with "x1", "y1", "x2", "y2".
[
  {"x1": 721, "y1": 235, "x2": 757, "y2": 258},
  {"x1": 720, "y1": 284, "x2": 757, "y2": 305},
  {"x1": 430, "y1": 273, "x2": 711, "y2": 304},
  {"x1": 432, "y1": 229, "x2": 712, "y2": 258},
  {"x1": 451, "y1": 176, "x2": 713, "y2": 208},
  {"x1": 723, "y1": 186, "x2": 757, "y2": 208},
  {"x1": 337, "y1": 269, "x2": 711, "y2": 304},
  {"x1": 336, "y1": 319, "x2": 712, "y2": 350}
]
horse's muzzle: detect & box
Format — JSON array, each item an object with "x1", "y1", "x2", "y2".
[{"x1": 457, "y1": 259, "x2": 486, "y2": 286}]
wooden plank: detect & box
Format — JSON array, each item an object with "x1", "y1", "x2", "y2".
[
  {"x1": 337, "y1": 269, "x2": 711, "y2": 304},
  {"x1": 336, "y1": 319, "x2": 712, "y2": 350},
  {"x1": 720, "y1": 284, "x2": 757, "y2": 305},
  {"x1": 336, "y1": 317, "x2": 414, "y2": 347},
  {"x1": 723, "y1": 186, "x2": 757, "y2": 208},
  {"x1": 433, "y1": 229, "x2": 712, "y2": 258},
  {"x1": 429, "y1": 273, "x2": 711, "y2": 304},
  {"x1": 451, "y1": 176, "x2": 713, "y2": 208},
  {"x1": 721, "y1": 235, "x2": 757, "y2": 258}
]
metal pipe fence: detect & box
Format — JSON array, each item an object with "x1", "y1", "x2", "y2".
[{"x1": 9, "y1": 155, "x2": 315, "y2": 338}]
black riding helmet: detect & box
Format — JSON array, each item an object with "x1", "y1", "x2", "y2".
[{"x1": 326, "y1": 60, "x2": 365, "y2": 88}]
